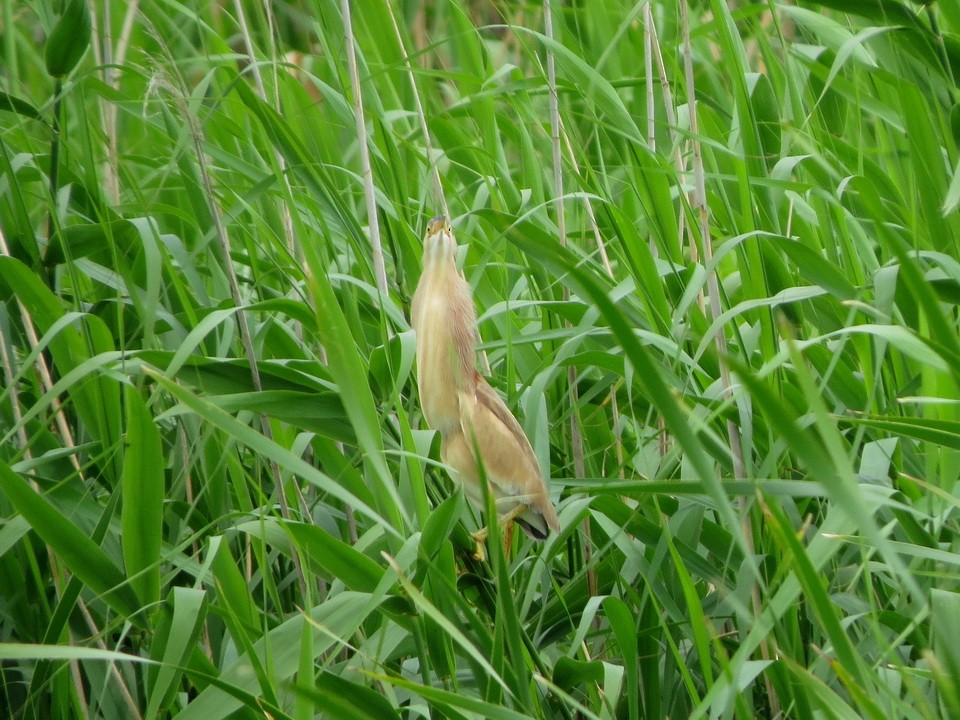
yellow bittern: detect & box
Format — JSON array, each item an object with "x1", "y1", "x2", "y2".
[{"x1": 411, "y1": 216, "x2": 560, "y2": 554}]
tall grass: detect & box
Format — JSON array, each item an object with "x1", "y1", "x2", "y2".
[{"x1": 1, "y1": 1, "x2": 959, "y2": 718}]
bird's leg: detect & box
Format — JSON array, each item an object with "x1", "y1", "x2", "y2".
[
  {"x1": 471, "y1": 503, "x2": 529, "y2": 560},
  {"x1": 503, "y1": 520, "x2": 516, "y2": 558},
  {"x1": 498, "y1": 502, "x2": 530, "y2": 526},
  {"x1": 470, "y1": 527, "x2": 489, "y2": 560}
]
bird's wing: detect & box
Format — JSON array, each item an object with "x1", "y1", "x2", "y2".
[
  {"x1": 458, "y1": 375, "x2": 560, "y2": 535},
  {"x1": 472, "y1": 375, "x2": 541, "y2": 480}
]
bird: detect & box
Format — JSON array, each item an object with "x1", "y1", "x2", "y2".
[{"x1": 411, "y1": 215, "x2": 560, "y2": 557}]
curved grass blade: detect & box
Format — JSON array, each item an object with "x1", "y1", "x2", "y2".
[{"x1": 0, "y1": 461, "x2": 144, "y2": 625}]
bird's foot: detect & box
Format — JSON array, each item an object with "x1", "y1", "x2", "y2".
[
  {"x1": 470, "y1": 527, "x2": 489, "y2": 560},
  {"x1": 470, "y1": 508, "x2": 524, "y2": 561}
]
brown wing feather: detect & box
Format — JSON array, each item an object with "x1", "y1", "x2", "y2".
[
  {"x1": 473, "y1": 375, "x2": 541, "y2": 480},
  {"x1": 458, "y1": 375, "x2": 560, "y2": 536}
]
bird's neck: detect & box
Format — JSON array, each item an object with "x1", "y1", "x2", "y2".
[
  {"x1": 421, "y1": 255, "x2": 456, "y2": 284},
  {"x1": 423, "y1": 234, "x2": 458, "y2": 266}
]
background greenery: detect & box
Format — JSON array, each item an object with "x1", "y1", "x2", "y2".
[{"x1": 2, "y1": 0, "x2": 959, "y2": 718}]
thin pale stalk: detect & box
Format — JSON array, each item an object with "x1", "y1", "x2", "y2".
[
  {"x1": 77, "y1": 599, "x2": 142, "y2": 720},
  {"x1": 89, "y1": 3, "x2": 117, "y2": 204},
  {"x1": 680, "y1": 1, "x2": 746, "y2": 489},
  {"x1": 263, "y1": 5, "x2": 302, "y2": 266},
  {"x1": 179, "y1": 424, "x2": 204, "y2": 562},
  {"x1": 90, "y1": 0, "x2": 139, "y2": 205},
  {"x1": 648, "y1": 11, "x2": 695, "y2": 273},
  {"x1": 544, "y1": 0, "x2": 565, "y2": 248},
  {"x1": 554, "y1": 50, "x2": 623, "y2": 478},
  {"x1": 69, "y1": 659, "x2": 90, "y2": 720},
  {"x1": 1, "y1": 234, "x2": 94, "y2": 720},
  {"x1": 232, "y1": 0, "x2": 315, "y2": 528},
  {"x1": 105, "y1": 0, "x2": 140, "y2": 201},
  {"x1": 0, "y1": 316, "x2": 30, "y2": 458},
  {"x1": 545, "y1": 0, "x2": 593, "y2": 593},
  {"x1": 645, "y1": 6, "x2": 655, "y2": 151},
  {"x1": 341, "y1": 0, "x2": 388, "y2": 296},
  {"x1": 343, "y1": 0, "x2": 404, "y2": 538},
  {"x1": 649, "y1": 16, "x2": 684, "y2": 173},
  {"x1": 385, "y1": 1, "x2": 448, "y2": 218},
  {"x1": 644, "y1": 5, "x2": 673, "y2": 457},
  {"x1": 114, "y1": 0, "x2": 139, "y2": 69},
  {"x1": 232, "y1": 0, "x2": 298, "y2": 265},
  {"x1": 0, "y1": 227, "x2": 82, "y2": 475},
  {"x1": 558, "y1": 135, "x2": 613, "y2": 275},
  {"x1": 167, "y1": 75, "x2": 308, "y2": 598},
  {"x1": 681, "y1": 2, "x2": 777, "y2": 715},
  {"x1": 644, "y1": 3, "x2": 657, "y2": 262},
  {"x1": 1, "y1": 301, "x2": 89, "y2": 718},
  {"x1": 232, "y1": 0, "x2": 266, "y2": 98}
]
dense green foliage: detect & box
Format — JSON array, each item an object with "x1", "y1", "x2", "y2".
[{"x1": 2, "y1": 1, "x2": 960, "y2": 718}]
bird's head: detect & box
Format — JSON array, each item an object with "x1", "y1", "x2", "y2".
[{"x1": 423, "y1": 215, "x2": 457, "y2": 264}]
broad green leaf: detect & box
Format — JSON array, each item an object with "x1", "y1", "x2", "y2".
[
  {"x1": 931, "y1": 589, "x2": 960, "y2": 715},
  {"x1": 3, "y1": 3, "x2": 958, "y2": 719},
  {"x1": 172, "y1": 592, "x2": 385, "y2": 720},
  {"x1": 419, "y1": 488, "x2": 464, "y2": 561},
  {"x1": 522, "y1": 30, "x2": 643, "y2": 146},
  {"x1": 147, "y1": 369, "x2": 394, "y2": 536},
  {"x1": 299, "y1": 232, "x2": 409, "y2": 538},
  {"x1": 371, "y1": 671, "x2": 542, "y2": 720},
  {"x1": 748, "y1": 73, "x2": 781, "y2": 169},
  {"x1": 45, "y1": 219, "x2": 138, "y2": 266},
  {"x1": 763, "y1": 499, "x2": 869, "y2": 688},
  {"x1": 0, "y1": 644, "x2": 155, "y2": 663},
  {"x1": 0, "y1": 516, "x2": 31, "y2": 558},
  {"x1": 604, "y1": 597, "x2": 639, "y2": 720},
  {"x1": 553, "y1": 657, "x2": 605, "y2": 691},
  {"x1": 208, "y1": 390, "x2": 354, "y2": 442},
  {"x1": 0, "y1": 461, "x2": 143, "y2": 624},
  {"x1": 283, "y1": 521, "x2": 384, "y2": 593},
  {"x1": 121, "y1": 386, "x2": 164, "y2": 607},
  {"x1": 0, "y1": 91, "x2": 45, "y2": 122},
  {"x1": 146, "y1": 587, "x2": 207, "y2": 720},
  {"x1": 292, "y1": 672, "x2": 402, "y2": 720},
  {"x1": 0, "y1": 256, "x2": 122, "y2": 480},
  {"x1": 208, "y1": 537, "x2": 259, "y2": 636},
  {"x1": 771, "y1": 236, "x2": 857, "y2": 299},
  {"x1": 845, "y1": 414, "x2": 960, "y2": 451}
]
